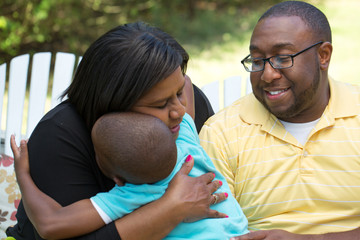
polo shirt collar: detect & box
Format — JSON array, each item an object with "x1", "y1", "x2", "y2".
[
  {"x1": 326, "y1": 78, "x2": 360, "y2": 118},
  {"x1": 239, "y1": 78, "x2": 360, "y2": 145}
]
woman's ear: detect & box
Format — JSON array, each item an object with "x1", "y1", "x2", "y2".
[
  {"x1": 318, "y1": 41, "x2": 333, "y2": 70},
  {"x1": 113, "y1": 176, "x2": 125, "y2": 186},
  {"x1": 184, "y1": 74, "x2": 195, "y2": 120}
]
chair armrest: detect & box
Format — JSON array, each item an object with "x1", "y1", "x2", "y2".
[{"x1": 0, "y1": 154, "x2": 20, "y2": 239}]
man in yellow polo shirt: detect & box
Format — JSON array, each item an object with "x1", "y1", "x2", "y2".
[{"x1": 200, "y1": 1, "x2": 360, "y2": 239}]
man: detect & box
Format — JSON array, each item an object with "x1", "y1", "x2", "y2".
[{"x1": 199, "y1": 1, "x2": 360, "y2": 239}]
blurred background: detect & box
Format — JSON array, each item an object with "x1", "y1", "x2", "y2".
[{"x1": 1, "y1": 0, "x2": 359, "y2": 88}]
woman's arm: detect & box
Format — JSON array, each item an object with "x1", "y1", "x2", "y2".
[
  {"x1": 11, "y1": 135, "x2": 105, "y2": 239},
  {"x1": 12, "y1": 136, "x2": 226, "y2": 240}
]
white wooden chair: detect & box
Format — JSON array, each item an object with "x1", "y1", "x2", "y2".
[
  {"x1": 0, "y1": 52, "x2": 81, "y2": 156},
  {"x1": 201, "y1": 75, "x2": 252, "y2": 113}
]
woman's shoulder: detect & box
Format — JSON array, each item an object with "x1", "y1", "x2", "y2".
[
  {"x1": 40, "y1": 101, "x2": 84, "y2": 125},
  {"x1": 32, "y1": 100, "x2": 90, "y2": 139},
  {"x1": 41, "y1": 100, "x2": 79, "y2": 121}
]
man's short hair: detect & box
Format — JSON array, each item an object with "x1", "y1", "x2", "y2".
[{"x1": 259, "y1": 1, "x2": 332, "y2": 43}]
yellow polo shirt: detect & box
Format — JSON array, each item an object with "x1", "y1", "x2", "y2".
[{"x1": 199, "y1": 79, "x2": 360, "y2": 234}]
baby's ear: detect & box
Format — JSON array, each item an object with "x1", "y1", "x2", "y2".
[{"x1": 113, "y1": 176, "x2": 125, "y2": 186}]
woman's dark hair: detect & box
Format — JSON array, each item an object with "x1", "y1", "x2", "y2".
[{"x1": 62, "y1": 22, "x2": 189, "y2": 129}]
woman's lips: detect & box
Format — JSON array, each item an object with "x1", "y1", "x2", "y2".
[{"x1": 170, "y1": 124, "x2": 180, "y2": 134}]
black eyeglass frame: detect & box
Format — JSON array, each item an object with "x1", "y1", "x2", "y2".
[{"x1": 241, "y1": 41, "x2": 324, "y2": 72}]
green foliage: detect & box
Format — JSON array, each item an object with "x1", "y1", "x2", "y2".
[
  {"x1": 0, "y1": 0, "x2": 54, "y2": 60},
  {"x1": 0, "y1": 0, "x2": 284, "y2": 63}
]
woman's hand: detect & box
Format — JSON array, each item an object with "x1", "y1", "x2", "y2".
[
  {"x1": 114, "y1": 154, "x2": 228, "y2": 240},
  {"x1": 164, "y1": 155, "x2": 228, "y2": 222},
  {"x1": 10, "y1": 135, "x2": 29, "y2": 178}
]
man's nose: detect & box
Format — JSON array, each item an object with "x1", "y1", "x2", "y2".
[{"x1": 261, "y1": 60, "x2": 281, "y2": 83}]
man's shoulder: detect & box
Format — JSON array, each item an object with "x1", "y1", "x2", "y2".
[
  {"x1": 330, "y1": 80, "x2": 360, "y2": 115},
  {"x1": 332, "y1": 79, "x2": 360, "y2": 94}
]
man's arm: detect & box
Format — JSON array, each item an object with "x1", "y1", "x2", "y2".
[
  {"x1": 11, "y1": 135, "x2": 105, "y2": 239},
  {"x1": 230, "y1": 228, "x2": 360, "y2": 240}
]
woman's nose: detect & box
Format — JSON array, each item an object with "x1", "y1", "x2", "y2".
[{"x1": 169, "y1": 100, "x2": 186, "y2": 119}]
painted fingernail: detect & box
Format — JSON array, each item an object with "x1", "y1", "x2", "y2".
[
  {"x1": 185, "y1": 155, "x2": 192, "y2": 162},
  {"x1": 225, "y1": 192, "x2": 228, "y2": 198},
  {"x1": 225, "y1": 215, "x2": 229, "y2": 218},
  {"x1": 213, "y1": 173, "x2": 216, "y2": 178},
  {"x1": 219, "y1": 180, "x2": 223, "y2": 186}
]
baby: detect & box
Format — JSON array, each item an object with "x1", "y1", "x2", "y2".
[{"x1": 12, "y1": 112, "x2": 249, "y2": 239}]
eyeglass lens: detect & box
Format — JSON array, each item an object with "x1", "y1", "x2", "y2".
[
  {"x1": 244, "y1": 55, "x2": 293, "y2": 72},
  {"x1": 242, "y1": 41, "x2": 323, "y2": 72}
]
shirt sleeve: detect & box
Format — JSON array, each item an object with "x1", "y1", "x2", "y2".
[
  {"x1": 90, "y1": 182, "x2": 166, "y2": 222},
  {"x1": 91, "y1": 199, "x2": 112, "y2": 224}
]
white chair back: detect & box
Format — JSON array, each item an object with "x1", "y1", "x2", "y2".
[
  {"x1": 0, "y1": 52, "x2": 79, "y2": 156},
  {"x1": 201, "y1": 76, "x2": 252, "y2": 113}
]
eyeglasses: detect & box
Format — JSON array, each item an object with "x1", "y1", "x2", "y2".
[{"x1": 241, "y1": 41, "x2": 324, "y2": 72}]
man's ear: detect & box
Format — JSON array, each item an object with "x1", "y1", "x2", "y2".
[
  {"x1": 113, "y1": 176, "x2": 125, "y2": 186},
  {"x1": 318, "y1": 41, "x2": 332, "y2": 70}
]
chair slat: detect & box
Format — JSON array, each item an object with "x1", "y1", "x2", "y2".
[
  {"x1": 51, "y1": 52, "x2": 76, "y2": 108},
  {"x1": 5, "y1": 54, "x2": 30, "y2": 156},
  {"x1": 224, "y1": 76, "x2": 243, "y2": 107},
  {"x1": 201, "y1": 81, "x2": 219, "y2": 113},
  {"x1": 26, "y1": 52, "x2": 52, "y2": 138},
  {"x1": 245, "y1": 77, "x2": 252, "y2": 95},
  {"x1": 0, "y1": 63, "x2": 6, "y2": 140}
]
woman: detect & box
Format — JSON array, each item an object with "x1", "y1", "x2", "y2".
[{"x1": 6, "y1": 22, "x2": 224, "y2": 239}]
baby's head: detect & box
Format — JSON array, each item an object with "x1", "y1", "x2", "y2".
[{"x1": 91, "y1": 112, "x2": 177, "y2": 185}]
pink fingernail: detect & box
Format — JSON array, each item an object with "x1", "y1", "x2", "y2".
[
  {"x1": 213, "y1": 173, "x2": 216, "y2": 178},
  {"x1": 219, "y1": 180, "x2": 223, "y2": 186},
  {"x1": 225, "y1": 192, "x2": 228, "y2": 198},
  {"x1": 185, "y1": 155, "x2": 192, "y2": 162},
  {"x1": 225, "y1": 215, "x2": 229, "y2": 218}
]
